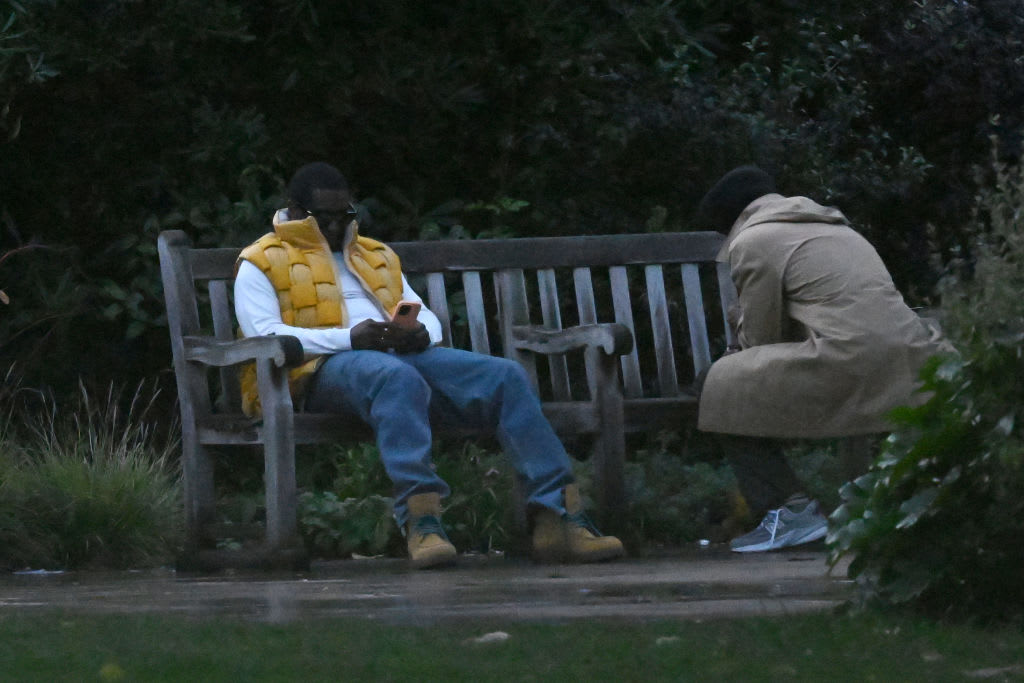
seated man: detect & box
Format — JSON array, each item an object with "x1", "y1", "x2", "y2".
[
  {"x1": 233, "y1": 161, "x2": 624, "y2": 568},
  {"x1": 694, "y1": 165, "x2": 946, "y2": 552}
]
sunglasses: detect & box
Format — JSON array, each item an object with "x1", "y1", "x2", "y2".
[{"x1": 301, "y1": 202, "x2": 358, "y2": 225}]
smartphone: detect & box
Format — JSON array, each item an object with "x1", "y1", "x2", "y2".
[{"x1": 390, "y1": 300, "x2": 421, "y2": 328}]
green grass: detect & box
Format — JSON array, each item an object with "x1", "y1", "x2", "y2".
[{"x1": 0, "y1": 611, "x2": 1021, "y2": 681}]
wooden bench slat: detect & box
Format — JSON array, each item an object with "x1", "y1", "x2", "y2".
[
  {"x1": 573, "y1": 267, "x2": 600, "y2": 399},
  {"x1": 189, "y1": 233, "x2": 726, "y2": 279},
  {"x1": 645, "y1": 264, "x2": 680, "y2": 396},
  {"x1": 609, "y1": 266, "x2": 643, "y2": 399},
  {"x1": 209, "y1": 279, "x2": 242, "y2": 411},
  {"x1": 461, "y1": 272, "x2": 490, "y2": 355},
  {"x1": 623, "y1": 395, "x2": 699, "y2": 432},
  {"x1": 537, "y1": 268, "x2": 571, "y2": 401},
  {"x1": 197, "y1": 403, "x2": 607, "y2": 446},
  {"x1": 573, "y1": 267, "x2": 598, "y2": 325},
  {"x1": 425, "y1": 272, "x2": 453, "y2": 348},
  {"x1": 392, "y1": 232, "x2": 724, "y2": 271},
  {"x1": 681, "y1": 263, "x2": 712, "y2": 377},
  {"x1": 497, "y1": 268, "x2": 539, "y2": 389}
]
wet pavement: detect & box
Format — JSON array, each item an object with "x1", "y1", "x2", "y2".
[{"x1": 0, "y1": 546, "x2": 852, "y2": 624}]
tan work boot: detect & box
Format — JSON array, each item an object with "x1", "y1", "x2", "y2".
[
  {"x1": 405, "y1": 492, "x2": 457, "y2": 569},
  {"x1": 531, "y1": 484, "x2": 625, "y2": 563}
]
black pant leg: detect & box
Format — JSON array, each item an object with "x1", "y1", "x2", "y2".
[{"x1": 719, "y1": 434, "x2": 804, "y2": 519}]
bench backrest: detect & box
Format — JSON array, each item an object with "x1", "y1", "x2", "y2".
[{"x1": 161, "y1": 230, "x2": 736, "y2": 425}]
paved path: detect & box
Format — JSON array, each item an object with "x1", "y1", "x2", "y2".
[{"x1": 0, "y1": 548, "x2": 851, "y2": 623}]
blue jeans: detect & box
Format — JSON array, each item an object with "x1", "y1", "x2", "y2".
[{"x1": 305, "y1": 346, "x2": 575, "y2": 527}]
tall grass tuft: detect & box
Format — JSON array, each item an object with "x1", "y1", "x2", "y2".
[{"x1": 0, "y1": 380, "x2": 182, "y2": 570}]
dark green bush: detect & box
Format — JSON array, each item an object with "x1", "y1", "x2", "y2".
[
  {"x1": 4, "y1": 1, "x2": 1024, "y2": 404},
  {"x1": 828, "y1": 145, "x2": 1024, "y2": 621}
]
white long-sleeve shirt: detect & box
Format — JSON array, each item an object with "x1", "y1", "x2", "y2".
[{"x1": 233, "y1": 255, "x2": 443, "y2": 356}]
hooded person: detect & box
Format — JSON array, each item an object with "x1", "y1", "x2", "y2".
[{"x1": 693, "y1": 165, "x2": 946, "y2": 552}]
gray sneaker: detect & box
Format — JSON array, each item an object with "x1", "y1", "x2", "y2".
[{"x1": 730, "y1": 500, "x2": 828, "y2": 553}]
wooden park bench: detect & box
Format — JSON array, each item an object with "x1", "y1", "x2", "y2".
[{"x1": 158, "y1": 229, "x2": 738, "y2": 569}]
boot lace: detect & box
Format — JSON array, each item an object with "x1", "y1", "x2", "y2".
[
  {"x1": 567, "y1": 511, "x2": 603, "y2": 537},
  {"x1": 759, "y1": 509, "x2": 781, "y2": 544},
  {"x1": 413, "y1": 514, "x2": 450, "y2": 540}
]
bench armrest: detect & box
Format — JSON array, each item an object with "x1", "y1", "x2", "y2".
[
  {"x1": 511, "y1": 323, "x2": 633, "y2": 356},
  {"x1": 182, "y1": 335, "x2": 305, "y2": 369}
]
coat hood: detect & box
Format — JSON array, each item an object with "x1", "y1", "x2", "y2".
[{"x1": 717, "y1": 194, "x2": 849, "y2": 261}]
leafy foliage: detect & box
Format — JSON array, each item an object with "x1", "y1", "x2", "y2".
[
  {"x1": 2, "y1": 1, "x2": 1024, "y2": 402},
  {"x1": 827, "y1": 145, "x2": 1024, "y2": 621},
  {"x1": 615, "y1": 431, "x2": 739, "y2": 546},
  {"x1": 280, "y1": 440, "x2": 517, "y2": 558},
  {"x1": 298, "y1": 491, "x2": 396, "y2": 558}
]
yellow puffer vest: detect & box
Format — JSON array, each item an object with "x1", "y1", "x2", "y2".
[{"x1": 235, "y1": 215, "x2": 404, "y2": 416}]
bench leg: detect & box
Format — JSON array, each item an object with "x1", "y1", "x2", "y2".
[
  {"x1": 181, "y1": 436, "x2": 216, "y2": 552},
  {"x1": 589, "y1": 349, "x2": 626, "y2": 530},
  {"x1": 262, "y1": 416, "x2": 299, "y2": 550},
  {"x1": 256, "y1": 360, "x2": 302, "y2": 552}
]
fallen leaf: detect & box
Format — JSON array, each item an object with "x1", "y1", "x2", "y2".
[
  {"x1": 99, "y1": 662, "x2": 126, "y2": 681},
  {"x1": 963, "y1": 665, "x2": 1024, "y2": 679},
  {"x1": 464, "y1": 631, "x2": 511, "y2": 645}
]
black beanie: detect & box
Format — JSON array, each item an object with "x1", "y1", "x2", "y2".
[{"x1": 694, "y1": 165, "x2": 776, "y2": 233}]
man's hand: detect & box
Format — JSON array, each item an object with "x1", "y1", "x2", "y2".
[
  {"x1": 387, "y1": 322, "x2": 431, "y2": 354},
  {"x1": 350, "y1": 319, "x2": 392, "y2": 351},
  {"x1": 350, "y1": 319, "x2": 431, "y2": 353}
]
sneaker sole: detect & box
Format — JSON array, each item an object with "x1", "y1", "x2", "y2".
[
  {"x1": 788, "y1": 524, "x2": 828, "y2": 547},
  {"x1": 730, "y1": 524, "x2": 827, "y2": 553}
]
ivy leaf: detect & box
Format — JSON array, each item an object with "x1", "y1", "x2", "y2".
[
  {"x1": 934, "y1": 357, "x2": 965, "y2": 382},
  {"x1": 102, "y1": 281, "x2": 127, "y2": 301},
  {"x1": 994, "y1": 414, "x2": 1014, "y2": 436},
  {"x1": 895, "y1": 488, "x2": 939, "y2": 529},
  {"x1": 125, "y1": 321, "x2": 146, "y2": 339}
]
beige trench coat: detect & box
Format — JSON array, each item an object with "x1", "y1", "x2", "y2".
[{"x1": 698, "y1": 194, "x2": 946, "y2": 438}]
